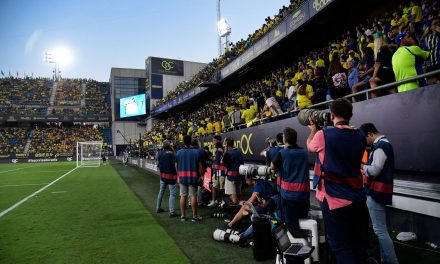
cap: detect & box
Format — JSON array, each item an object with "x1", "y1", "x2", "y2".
[{"x1": 395, "y1": 33, "x2": 406, "y2": 45}]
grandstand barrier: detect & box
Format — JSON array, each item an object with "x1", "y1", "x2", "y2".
[
  {"x1": 0, "y1": 115, "x2": 111, "y2": 122},
  {"x1": 152, "y1": 86, "x2": 209, "y2": 116},
  {"x1": 197, "y1": 84, "x2": 440, "y2": 173},
  {"x1": 0, "y1": 156, "x2": 75, "y2": 164},
  {"x1": 0, "y1": 152, "x2": 74, "y2": 159}
]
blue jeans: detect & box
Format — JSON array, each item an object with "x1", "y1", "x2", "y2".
[
  {"x1": 156, "y1": 180, "x2": 176, "y2": 213},
  {"x1": 367, "y1": 196, "x2": 399, "y2": 264}
]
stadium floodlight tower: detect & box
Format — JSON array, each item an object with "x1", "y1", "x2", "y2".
[
  {"x1": 217, "y1": 0, "x2": 231, "y2": 56},
  {"x1": 44, "y1": 52, "x2": 61, "y2": 81},
  {"x1": 76, "y1": 141, "x2": 103, "y2": 168}
]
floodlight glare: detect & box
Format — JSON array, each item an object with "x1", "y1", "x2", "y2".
[
  {"x1": 53, "y1": 47, "x2": 72, "y2": 66},
  {"x1": 217, "y1": 18, "x2": 231, "y2": 37}
]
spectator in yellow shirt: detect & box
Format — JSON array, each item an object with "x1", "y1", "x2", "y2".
[
  {"x1": 206, "y1": 119, "x2": 213, "y2": 135},
  {"x1": 214, "y1": 118, "x2": 221, "y2": 134},
  {"x1": 296, "y1": 79, "x2": 314, "y2": 109},
  {"x1": 410, "y1": 1, "x2": 423, "y2": 36},
  {"x1": 241, "y1": 102, "x2": 257, "y2": 127}
]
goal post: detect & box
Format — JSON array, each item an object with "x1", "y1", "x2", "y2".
[{"x1": 76, "y1": 141, "x2": 103, "y2": 168}]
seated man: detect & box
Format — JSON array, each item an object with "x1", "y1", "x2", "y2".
[{"x1": 226, "y1": 176, "x2": 273, "y2": 229}]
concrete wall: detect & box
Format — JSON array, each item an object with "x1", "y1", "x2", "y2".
[{"x1": 111, "y1": 121, "x2": 146, "y2": 153}]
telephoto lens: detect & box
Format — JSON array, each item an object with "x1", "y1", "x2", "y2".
[
  {"x1": 239, "y1": 165, "x2": 257, "y2": 177},
  {"x1": 297, "y1": 109, "x2": 331, "y2": 128},
  {"x1": 212, "y1": 228, "x2": 241, "y2": 244}
]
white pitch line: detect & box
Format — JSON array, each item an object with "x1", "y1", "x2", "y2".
[
  {"x1": 0, "y1": 165, "x2": 40, "y2": 174},
  {"x1": 0, "y1": 183, "x2": 48, "y2": 188},
  {"x1": 0, "y1": 167, "x2": 77, "y2": 218}
]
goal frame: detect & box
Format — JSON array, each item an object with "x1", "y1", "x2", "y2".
[{"x1": 76, "y1": 141, "x2": 103, "y2": 168}]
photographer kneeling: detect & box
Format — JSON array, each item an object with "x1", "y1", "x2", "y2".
[
  {"x1": 271, "y1": 127, "x2": 310, "y2": 237},
  {"x1": 226, "y1": 175, "x2": 273, "y2": 229}
]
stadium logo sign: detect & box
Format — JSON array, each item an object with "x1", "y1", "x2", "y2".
[
  {"x1": 11, "y1": 159, "x2": 18, "y2": 164},
  {"x1": 312, "y1": 0, "x2": 332, "y2": 12},
  {"x1": 161, "y1": 60, "x2": 174, "y2": 71},
  {"x1": 234, "y1": 133, "x2": 253, "y2": 155}
]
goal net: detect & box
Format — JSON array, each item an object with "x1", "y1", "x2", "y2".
[{"x1": 76, "y1": 141, "x2": 103, "y2": 168}]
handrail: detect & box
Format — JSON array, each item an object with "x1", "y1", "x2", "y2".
[{"x1": 214, "y1": 69, "x2": 440, "y2": 134}]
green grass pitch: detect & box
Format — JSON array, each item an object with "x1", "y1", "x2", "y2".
[{"x1": 0, "y1": 161, "x2": 189, "y2": 264}]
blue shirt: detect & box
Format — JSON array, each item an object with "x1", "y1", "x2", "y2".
[
  {"x1": 348, "y1": 68, "x2": 359, "y2": 89},
  {"x1": 253, "y1": 180, "x2": 273, "y2": 201}
]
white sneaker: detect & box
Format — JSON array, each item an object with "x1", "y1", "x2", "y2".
[{"x1": 207, "y1": 200, "x2": 216, "y2": 207}]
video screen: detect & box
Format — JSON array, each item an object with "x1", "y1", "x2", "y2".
[{"x1": 119, "y1": 94, "x2": 146, "y2": 118}]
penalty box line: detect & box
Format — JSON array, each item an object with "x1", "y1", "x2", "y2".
[{"x1": 0, "y1": 167, "x2": 77, "y2": 219}]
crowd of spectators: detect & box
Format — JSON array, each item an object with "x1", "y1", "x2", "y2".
[
  {"x1": 153, "y1": 0, "x2": 306, "y2": 108},
  {"x1": 144, "y1": 0, "x2": 440, "y2": 147},
  {"x1": 83, "y1": 81, "x2": 111, "y2": 116},
  {"x1": 0, "y1": 77, "x2": 111, "y2": 117},
  {"x1": 28, "y1": 125, "x2": 103, "y2": 155},
  {"x1": 0, "y1": 128, "x2": 30, "y2": 154},
  {"x1": 55, "y1": 79, "x2": 82, "y2": 106},
  {"x1": 0, "y1": 77, "x2": 52, "y2": 116}
]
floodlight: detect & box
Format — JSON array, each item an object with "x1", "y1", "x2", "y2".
[{"x1": 217, "y1": 18, "x2": 231, "y2": 37}]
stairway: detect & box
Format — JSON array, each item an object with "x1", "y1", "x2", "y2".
[
  {"x1": 81, "y1": 83, "x2": 86, "y2": 107},
  {"x1": 49, "y1": 81, "x2": 57, "y2": 106},
  {"x1": 24, "y1": 129, "x2": 34, "y2": 153}
]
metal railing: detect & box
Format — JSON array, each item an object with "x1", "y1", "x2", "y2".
[{"x1": 220, "y1": 69, "x2": 440, "y2": 133}]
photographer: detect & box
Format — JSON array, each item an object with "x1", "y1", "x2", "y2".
[
  {"x1": 271, "y1": 127, "x2": 310, "y2": 236},
  {"x1": 264, "y1": 133, "x2": 284, "y2": 190},
  {"x1": 360, "y1": 123, "x2": 399, "y2": 264},
  {"x1": 156, "y1": 140, "x2": 177, "y2": 217},
  {"x1": 176, "y1": 135, "x2": 204, "y2": 222},
  {"x1": 307, "y1": 98, "x2": 369, "y2": 264},
  {"x1": 208, "y1": 140, "x2": 226, "y2": 207},
  {"x1": 222, "y1": 137, "x2": 244, "y2": 204},
  {"x1": 225, "y1": 176, "x2": 273, "y2": 229}
]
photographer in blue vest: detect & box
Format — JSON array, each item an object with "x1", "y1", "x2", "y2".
[
  {"x1": 222, "y1": 137, "x2": 244, "y2": 204},
  {"x1": 156, "y1": 140, "x2": 177, "y2": 217},
  {"x1": 265, "y1": 133, "x2": 284, "y2": 190},
  {"x1": 360, "y1": 123, "x2": 399, "y2": 264},
  {"x1": 271, "y1": 127, "x2": 310, "y2": 236},
  {"x1": 307, "y1": 98, "x2": 369, "y2": 264},
  {"x1": 176, "y1": 135, "x2": 204, "y2": 222}
]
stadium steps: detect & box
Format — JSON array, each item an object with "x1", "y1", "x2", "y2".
[
  {"x1": 49, "y1": 81, "x2": 57, "y2": 107},
  {"x1": 81, "y1": 83, "x2": 86, "y2": 107},
  {"x1": 23, "y1": 130, "x2": 33, "y2": 153}
]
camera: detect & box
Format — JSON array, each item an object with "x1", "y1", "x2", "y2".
[
  {"x1": 213, "y1": 228, "x2": 242, "y2": 244},
  {"x1": 265, "y1": 137, "x2": 277, "y2": 147},
  {"x1": 297, "y1": 109, "x2": 331, "y2": 129},
  {"x1": 239, "y1": 165, "x2": 273, "y2": 181}
]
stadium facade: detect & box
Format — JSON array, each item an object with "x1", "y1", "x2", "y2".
[{"x1": 110, "y1": 58, "x2": 206, "y2": 155}]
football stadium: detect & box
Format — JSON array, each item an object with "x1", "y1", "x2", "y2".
[{"x1": 1, "y1": 0, "x2": 440, "y2": 263}]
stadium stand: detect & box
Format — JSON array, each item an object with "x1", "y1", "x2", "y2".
[
  {"x1": 0, "y1": 78, "x2": 111, "y2": 117},
  {"x1": 152, "y1": 0, "x2": 307, "y2": 108},
  {"x1": 0, "y1": 128, "x2": 30, "y2": 155},
  {"x1": 27, "y1": 125, "x2": 104, "y2": 155},
  {"x1": 54, "y1": 79, "x2": 82, "y2": 106},
  {"x1": 144, "y1": 0, "x2": 439, "y2": 147}
]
